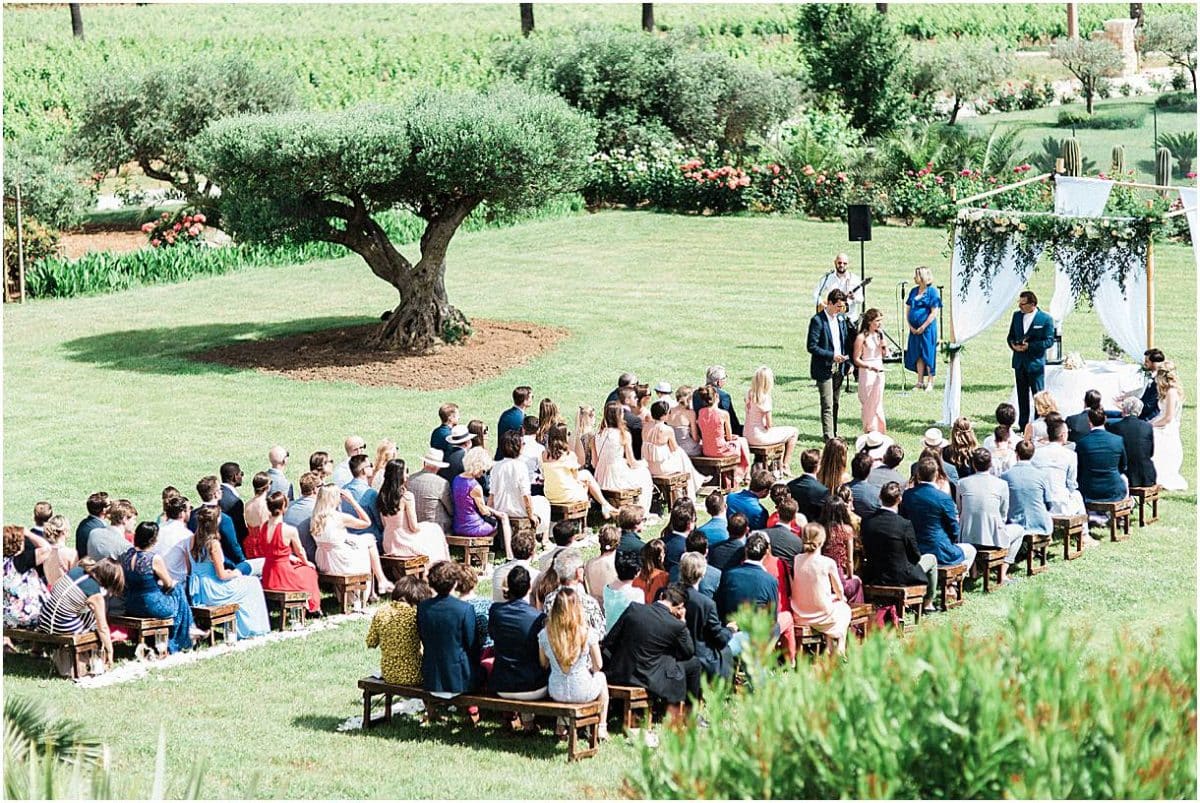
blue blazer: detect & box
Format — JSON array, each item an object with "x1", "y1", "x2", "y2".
[
  {"x1": 1001, "y1": 461, "x2": 1054, "y2": 535},
  {"x1": 188, "y1": 505, "x2": 246, "y2": 569},
  {"x1": 695, "y1": 516, "x2": 729, "y2": 547},
  {"x1": 715, "y1": 562, "x2": 778, "y2": 622},
  {"x1": 487, "y1": 599, "x2": 548, "y2": 694},
  {"x1": 725, "y1": 490, "x2": 768, "y2": 531},
  {"x1": 1007, "y1": 308, "x2": 1055, "y2": 371},
  {"x1": 663, "y1": 532, "x2": 687, "y2": 574},
  {"x1": 900, "y1": 483, "x2": 964, "y2": 566},
  {"x1": 495, "y1": 407, "x2": 526, "y2": 459},
  {"x1": 707, "y1": 537, "x2": 747, "y2": 573},
  {"x1": 1075, "y1": 428, "x2": 1129, "y2": 503},
  {"x1": 807, "y1": 311, "x2": 851, "y2": 382},
  {"x1": 417, "y1": 594, "x2": 481, "y2": 694},
  {"x1": 430, "y1": 424, "x2": 452, "y2": 455}
]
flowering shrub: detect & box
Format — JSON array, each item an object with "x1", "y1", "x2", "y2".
[
  {"x1": 975, "y1": 79, "x2": 1057, "y2": 114},
  {"x1": 891, "y1": 163, "x2": 1050, "y2": 227},
  {"x1": 141, "y1": 210, "x2": 207, "y2": 248},
  {"x1": 794, "y1": 164, "x2": 858, "y2": 220}
]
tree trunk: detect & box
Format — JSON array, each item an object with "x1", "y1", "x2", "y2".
[
  {"x1": 520, "y1": 3, "x2": 534, "y2": 37},
  {"x1": 371, "y1": 254, "x2": 467, "y2": 353},
  {"x1": 1190, "y1": 65, "x2": 1197, "y2": 94},
  {"x1": 69, "y1": 3, "x2": 84, "y2": 39},
  {"x1": 948, "y1": 96, "x2": 962, "y2": 125},
  {"x1": 875, "y1": 3, "x2": 888, "y2": 13},
  {"x1": 1066, "y1": 3, "x2": 1078, "y2": 40},
  {"x1": 1129, "y1": 3, "x2": 1143, "y2": 27},
  {"x1": 641, "y1": 4, "x2": 654, "y2": 32},
  {"x1": 1085, "y1": 84, "x2": 1095, "y2": 114}
]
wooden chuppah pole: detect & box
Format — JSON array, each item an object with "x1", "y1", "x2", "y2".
[{"x1": 1145, "y1": 239, "x2": 1155, "y2": 349}]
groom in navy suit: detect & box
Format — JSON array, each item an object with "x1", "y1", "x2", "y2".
[
  {"x1": 807, "y1": 288, "x2": 852, "y2": 441},
  {"x1": 1007, "y1": 290, "x2": 1056, "y2": 430}
]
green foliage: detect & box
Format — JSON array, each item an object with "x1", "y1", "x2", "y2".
[
  {"x1": 1110, "y1": 144, "x2": 1126, "y2": 175},
  {"x1": 973, "y1": 78, "x2": 1057, "y2": 115},
  {"x1": 495, "y1": 28, "x2": 798, "y2": 153},
  {"x1": 891, "y1": 3, "x2": 1184, "y2": 44},
  {"x1": 71, "y1": 54, "x2": 297, "y2": 207},
  {"x1": 626, "y1": 595, "x2": 1197, "y2": 799},
  {"x1": 1056, "y1": 107, "x2": 1146, "y2": 129},
  {"x1": 1155, "y1": 90, "x2": 1197, "y2": 113},
  {"x1": 1026, "y1": 135, "x2": 1096, "y2": 175},
  {"x1": 2, "y1": 145, "x2": 95, "y2": 230},
  {"x1": 1062, "y1": 137, "x2": 1083, "y2": 176},
  {"x1": 1159, "y1": 132, "x2": 1197, "y2": 175},
  {"x1": 768, "y1": 106, "x2": 863, "y2": 175},
  {"x1": 1052, "y1": 38, "x2": 1125, "y2": 113},
  {"x1": 1157, "y1": 146, "x2": 1173, "y2": 186},
  {"x1": 1138, "y1": 12, "x2": 1198, "y2": 92},
  {"x1": 793, "y1": 4, "x2": 914, "y2": 138},
  {"x1": 3, "y1": 217, "x2": 60, "y2": 290},
  {"x1": 912, "y1": 38, "x2": 1015, "y2": 123}
]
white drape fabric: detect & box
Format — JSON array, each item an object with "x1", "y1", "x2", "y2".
[
  {"x1": 1093, "y1": 259, "x2": 1147, "y2": 359},
  {"x1": 940, "y1": 224, "x2": 1043, "y2": 424},
  {"x1": 1179, "y1": 187, "x2": 1199, "y2": 245},
  {"x1": 1048, "y1": 176, "x2": 1115, "y2": 326}
]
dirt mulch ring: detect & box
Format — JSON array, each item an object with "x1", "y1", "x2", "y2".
[
  {"x1": 196, "y1": 318, "x2": 570, "y2": 390},
  {"x1": 59, "y1": 230, "x2": 146, "y2": 259}
]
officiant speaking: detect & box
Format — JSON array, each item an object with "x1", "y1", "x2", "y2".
[{"x1": 1007, "y1": 290, "x2": 1056, "y2": 430}]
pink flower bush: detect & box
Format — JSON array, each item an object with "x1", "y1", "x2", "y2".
[{"x1": 143, "y1": 211, "x2": 207, "y2": 248}]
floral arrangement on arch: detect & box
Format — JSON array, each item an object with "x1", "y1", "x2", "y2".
[{"x1": 141, "y1": 210, "x2": 207, "y2": 248}]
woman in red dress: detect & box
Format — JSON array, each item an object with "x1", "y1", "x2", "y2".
[{"x1": 259, "y1": 492, "x2": 321, "y2": 613}]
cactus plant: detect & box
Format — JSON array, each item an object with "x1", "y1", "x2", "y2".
[
  {"x1": 1156, "y1": 146, "x2": 1172, "y2": 187},
  {"x1": 1061, "y1": 138, "x2": 1082, "y2": 176},
  {"x1": 1110, "y1": 144, "x2": 1125, "y2": 176}
]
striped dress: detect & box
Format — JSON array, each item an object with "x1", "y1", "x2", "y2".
[{"x1": 37, "y1": 566, "x2": 100, "y2": 635}]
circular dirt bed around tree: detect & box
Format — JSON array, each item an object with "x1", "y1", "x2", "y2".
[{"x1": 196, "y1": 318, "x2": 569, "y2": 390}]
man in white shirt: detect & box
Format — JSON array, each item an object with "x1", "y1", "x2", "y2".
[
  {"x1": 332, "y1": 435, "x2": 367, "y2": 487},
  {"x1": 492, "y1": 530, "x2": 540, "y2": 603},
  {"x1": 813, "y1": 253, "x2": 862, "y2": 324},
  {"x1": 154, "y1": 494, "x2": 194, "y2": 585}
]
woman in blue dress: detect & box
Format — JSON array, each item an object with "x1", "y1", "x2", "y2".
[
  {"x1": 905, "y1": 266, "x2": 942, "y2": 391},
  {"x1": 189, "y1": 507, "x2": 271, "y2": 640},
  {"x1": 120, "y1": 522, "x2": 197, "y2": 654}
]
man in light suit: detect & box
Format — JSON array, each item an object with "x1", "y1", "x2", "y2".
[
  {"x1": 956, "y1": 449, "x2": 1024, "y2": 585},
  {"x1": 807, "y1": 288, "x2": 852, "y2": 441},
  {"x1": 1001, "y1": 439, "x2": 1054, "y2": 539},
  {"x1": 266, "y1": 446, "x2": 294, "y2": 500},
  {"x1": 1007, "y1": 290, "x2": 1056, "y2": 430}
]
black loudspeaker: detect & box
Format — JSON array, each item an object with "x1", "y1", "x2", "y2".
[{"x1": 847, "y1": 204, "x2": 872, "y2": 242}]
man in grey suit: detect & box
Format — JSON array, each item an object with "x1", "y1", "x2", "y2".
[
  {"x1": 1001, "y1": 439, "x2": 1053, "y2": 538},
  {"x1": 867, "y1": 444, "x2": 906, "y2": 490},
  {"x1": 267, "y1": 446, "x2": 294, "y2": 500},
  {"x1": 956, "y1": 449, "x2": 1024, "y2": 586},
  {"x1": 283, "y1": 471, "x2": 320, "y2": 563},
  {"x1": 806, "y1": 288, "x2": 851, "y2": 441}
]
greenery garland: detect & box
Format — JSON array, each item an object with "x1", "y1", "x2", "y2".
[{"x1": 952, "y1": 208, "x2": 1164, "y2": 304}]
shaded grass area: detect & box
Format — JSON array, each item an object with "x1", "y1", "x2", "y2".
[{"x1": 3, "y1": 211, "x2": 1194, "y2": 798}]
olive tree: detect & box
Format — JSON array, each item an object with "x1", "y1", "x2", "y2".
[
  {"x1": 915, "y1": 39, "x2": 1015, "y2": 124},
  {"x1": 195, "y1": 86, "x2": 595, "y2": 353},
  {"x1": 72, "y1": 55, "x2": 296, "y2": 217},
  {"x1": 1138, "y1": 12, "x2": 1197, "y2": 93},
  {"x1": 1052, "y1": 38, "x2": 1124, "y2": 114}
]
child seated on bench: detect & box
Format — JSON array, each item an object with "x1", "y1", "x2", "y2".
[{"x1": 366, "y1": 575, "x2": 433, "y2": 686}]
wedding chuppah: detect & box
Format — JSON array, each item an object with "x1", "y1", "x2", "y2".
[{"x1": 939, "y1": 172, "x2": 1196, "y2": 491}]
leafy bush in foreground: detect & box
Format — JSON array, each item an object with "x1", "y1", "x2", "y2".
[
  {"x1": 626, "y1": 593, "x2": 1196, "y2": 799},
  {"x1": 1057, "y1": 107, "x2": 1146, "y2": 129}
]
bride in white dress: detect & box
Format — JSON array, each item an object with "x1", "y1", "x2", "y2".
[{"x1": 1150, "y1": 362, "x2": 1187, "y2": 491}]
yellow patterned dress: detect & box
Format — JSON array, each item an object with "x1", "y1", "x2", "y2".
[{"x1": 365, "y1": 601, "x2": 422, "y2": 685}]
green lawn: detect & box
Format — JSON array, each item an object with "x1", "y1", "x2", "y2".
[{"x1": 3, "y1": 211, "x2": 1195, "y2": 798}]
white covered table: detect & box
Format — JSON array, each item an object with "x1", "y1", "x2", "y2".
[{"x1": 1010, "y1": 359, "x2": 1144, "y2": 412}]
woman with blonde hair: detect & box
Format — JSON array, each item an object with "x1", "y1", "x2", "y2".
[
  {"x1": 1024, "y1": 391, "x2": 1058, "y2": 445},
  {"x1": 452, "y1": 447, "x2": 499, "y2": 540},
  {"x1": 537, "y1": 587, "x2": 609, "y2": 740},
  {"x1": 944, "y1": 417, "x2": 979, "y2": 478},
  {"x1": 593, "y1": 402, "x2": 654, "y2": 512},
  {"x1": 40, "y1": 515, "x2": 78, "y2": 588},
  {"x1": 853, "y1": 309, "x2": 891, "y2": 433},
  {"x1": 1151, "y1": 361, "x2": 1187, "y2": 490},
  {"x1": 311, "y1": 484, "x2": 393, "y2": 596},
  {"x1": 789, "y1": 523, "x2": 852, "y2": 656},
  {"x1": 665, "y1": 386, "x2": 703, "y2": 457},
  {"x1": 370, "y1": 439, "x2": 398, "y2": 490},
  {"x1": 570, "y1": 405, "x2": 597, "y2": 471},
  {"x1": 542, "y1": 424, "x2": 617, "y2": 518},
  {"x1": 904, "y1": 266, "x2": 941, "y2": 391},
  {"x1": 744, "y1": 366, "x2": 798, "y2": 474},
  {"x1": 816, "y1": 437, "x2": 850, "y2": 493}
]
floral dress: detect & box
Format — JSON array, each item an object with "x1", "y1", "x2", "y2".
[
  {"x1": 365, "y1": 601, "x2": 423, "y2": 686},
  {"x1": 3, "y1": 555, "x2": 46, "y2": 629}
]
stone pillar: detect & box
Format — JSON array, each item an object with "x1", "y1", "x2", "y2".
[
  {"x1": 1099, "y1": 18, "x2": 1139, "y2": 76},
  {"x1": 1067, "y1": 3, "x2": 1078, "y2": 39}
]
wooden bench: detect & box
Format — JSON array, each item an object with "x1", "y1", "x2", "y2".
[
  {"x1": 318, "y1": 573, "x2": 371, "y2": 613},
  {"x1": 609, "y1": 685, "x2": 650, "y2": 732},
  {"x1": 1130, "y1": 485, "x2": 1161, "y2": 527},
  {"x1": 601, "y1": 487, "x2": 641, "y2": 510},
  {"x1": 1053, "y1": 514, "x2": 1086, "y2": 561},
  {"x1": 795, "y1": 624, "x2": 827, "y2": 655},
  {"x1": 550, "y1": 501, "x2": 589, "y2": 535},
  {"x1": 1086, "y1": 498, "x2": 1133, "y2": 542},
  {"x1": 264, "y1": 589, "x2": 309, "y2": 630},
  {"x1": 650, "y1": 473, "x2": 691, "y2": 514},
  {"x1": 1023, "y1": 532, "x2": 1052, "y2": 576},
  {"x1": 973, "y1": 546, "x2": 1009, "y2": 593},
  {"x1": 191, "y1": 604, "x2": 239, "y2": 646},
  {"x1": 357, "y1": 677, "x2": 602, "y2": 762},
  {"x1": 936, "y1": 563, "x2": 968, "y2": 611},
  {"x1": 380, "y1": 554, "x2": 430, "y2": 582},
  {"x1": 749, "y1": 443, "x2": 786, "y2": 476},
  {"x1": 6, "y1": 628, "x2": 101, "y2": 679},
  {"x1": 692, "y1": 454, "x2": 740, "y2": 490},
  {"x1": 109, "y1": 615, "x2": 173, "y2": 656},
  {"x1": 863, "y1": 584, "x2": 927, "y2": 629},
  {"x1": 848, "y1": 603, "x2": 873, "y2": 638},
  {"x1": 445, "y1": 535, "x2": 493, "y2": 571}
]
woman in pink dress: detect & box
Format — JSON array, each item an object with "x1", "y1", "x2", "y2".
[
  {"x1": 853, "y1": 308, "x2": 891, "y2": 435},
  {"x1": 696, "y1": 384, "x2": 752, "y2": 485},
  {"x1": 744, "y1": 366, "x2": 798, "y2": 474},
  {"x1": 377, "y1": 458, "x2": 450, "y2": 562},
  {"x1": 789, "y1": 523, "x2": 851, "y2": 656}
]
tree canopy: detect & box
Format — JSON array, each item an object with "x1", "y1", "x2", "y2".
[
  {"x1": 1138, "y1": 13, "x2": 1198, "y2": 93},
  {"x1": 912, "y1": 39, "x2": 1015, "y2": 124},
  {"x1": 1051, "y1": 38, "x2": 1124, "y2": 115}
]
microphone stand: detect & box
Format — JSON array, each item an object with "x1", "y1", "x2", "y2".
[{"x1": 892, "y1": 281, "x2": 908, "y2": 393}]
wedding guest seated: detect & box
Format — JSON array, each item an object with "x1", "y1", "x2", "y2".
[
  {"x1": 540, "y1": 588, "x2": 610, "y2": 740},
  {"x1": 88, "y1": 499, "x2": 136, "y2": 561},
  {"x1": 309, "y1": 451, "x2": 334, "y2": 482},
  {"x1": 912, "y1": 445, "x2": 957, "y2": 499},
  {"x1": 764, "y1": 484, "x2": 793, "y2": 531},
  {"x1": 430, "y1": 402, "x2": 459, "y2": 456},
  {"x1": 570, "y1": 405, "x2": 598, "y2": 472},
  {"x1": 654, "y1": 380, "x2": 676, "y2": 410},
  {"x1": 520, "y1": 416, "x2": 546, "y2": 489},
  {"x1": 583, "y1": 525, "x2": 619, "y2": 606},
  {"x1": 696, "y1": 384, "x2": 752, "y2": 486},
  {"x1": 536, "y1": 399, "x2": 561, "y2": 447},
  {"x1": 860, "y1": 482, "x2": 935, "y2": 611},
  {"x1": 284, "y1": 471, "x2": 320, "y2": 564},
  {"x1": 39, "y1": 515, "x2": 78, "y2": 588},
  {"x1": 1002, "y1": 440, "x2": 1054, "y2": 539},
  {"x1": 743, "y1": 366, "x2": 799, "y2": 474},
  {"x1": 633, "y1": 539, "x2": 670, "y2": 605},
  {"x1": 680, "y1": 553, "x2": 737, "y2": 681},
  {"x1": 259, "y1": 493, "x2": 322, "y2": 615},
  {"x1": 537, "y1": 521, "x2": 578, "y2": 573},
  {"x1": 30, "y1": 502, "x2": 53, "y2": 538},
  {"x1": 819, "y1": 489, "x2": 864, "y2": 603},
  {"x1": 1032, "y1": 419, "x2": 1088, "y2": 517},
  {"x1": 847, "y1": 451, "x2": 882, "y2": 519},
  {"x1": 867, "y1": 444, "x2": 906, "y2": 490},
  {"x1": 707, "y1": 514, "x2": 750, "y2": 572},
  {"x1": 189, "y1": 477, "x2": 249, "y2": 573},
  {"x1": 816, "y1": 438, "x2": 851, "y2": 494},
  {"x1": 615, "y1": 387, "x2": 645, "y2": 459},
  {"x1": 956, "y1": 449, "x2": 1024, "y2": 586},
  {"x1": 267, "y1": 445, "x2": 295, "y2": 498},
  {"x1": 692, "y1": 365, "x2": 743, "y2": 437},
  {"x1": 764, "y1": 497, "x2": 804, "y2": 572},
  {"x1": 790, "y1": 523, "x2": 852, "y2": 656},
  {"x1": 669, "y1": 530, "x2": 721, "y2": 598},
  {"x1": 986, "y1": 425, "x2": 1016, "y2": 477},
  {"x1": 917, "y1": 429, "x2": 960, "y2": 484},
  {"x1": 541, "y1": 423, "x2": 617, "y2": 519},
  {"x1": 943, "y1": 418, "x2": 979, "y2": 479},
  {"x1": 439, "y1": 425, "x2": 474, "y2": 483},
  {"x1": 74, "y1": 492, "x2": 110, "y2": 557},
  {"x1": 605, "y1": 372, "x2": 638, "y2": 406},
  {"x1": 715, "y1": 532, "x2": 778, "y2": 623},
  {"x1": 120, "y1": 522, "x2": 198, "y2": 654},
  {"x1": 1107, "y1": 397, "x2": 1156, "y2": 489},
  {"x1": 342, "y1": 455, "x2": 382, "y2": 544},
  {"x1": 242, "y1": 472, "x2": 273, "y2": 559},
  {"x1": 1066, "y1": 389, "x2": 1104, "y2": 443},
  {"x1": 451, "y1": 447, "x2": 498, "y2": 541},
  {"x1": 4, "y1": 525, "x2": 47, "y2": 629},
  {"x1": 854, "y1": 431, "x2": 894, "y2": 464},
  {"x1": 452, "y1": 562, "x2": 491, "y2": 652},
  {"x1": 787, "y1": 449, "x2": 829, "y2": 522},
  {"x1": 489, "y1": 566, "x2": 548, "y2": 707},
  {"x1": 594, "y1": 401, "x2": 653, "y2": 512},
  {"x1": 771, "y1": 493, "x2": 806, "y2": 536},
  {"x1": 544, "y1": 549, "x2": 607, "y2": 637},
  {"x1": 189, "y1": 507, "x2": 270, "y2": 639},
  {"x1": 332, "y1": 437, "x2": 367, "y2": 488},
  {"x1": 418, "y1": 561, "x2": 481, "y2": 695},
  {"x1": 1024, "y1": 391, "x2": 1059, "y2": 446},
  {"x1": 643, "y1": 401, "x2": 707, "y2": 498},
  {"x1": 218, "y1": 462, "x2": 248, "y2": 544},
  {"x1": 604, "y1": 550, "x2": 644, "y2": 631},
  {"x1": 726, "y1": 469, "x2": 772, "y2": 531},
  {"x1": 602, "y1": 583, "x2": 700, "y2": 724},
  {"x1": 311, "y1": 485, "x2": 393, "y2": 597},
  {"x1": 408, "y1": 450, "x2": 454, "y2": 536},
  {"x1": 666, "y1": 387, "x2": 703, "y2": 458},
  {"x1": 531, "y1": 565, "x2": 559, "y2": 612},
  {"x1": 695, "y1": 491, "x2": 729, "y2": 546},
  {"x1": 37, "y1": 557, "x2": 124, "y2": 671},
  {"x1": 367, "y1": 575, "x2": 434, "y2": 686},
  {"x1": 982, "y1": 403, "x2": 1017, "y2": 452},
  {"x1": 662, "y1": 501, "x2": 695, "y2": 574},
  {"x1": 496, "y1": 385, "x2": 533, "y2": 459},
  {"x1": 616, "y1": 505, "x2": 648, "y2": 555},
  {"x1": 493, "y1": 530, "x2": 540, "y2": 604},
  {"x1": 491, "y1": 431, "x2": 551, "y2": 552},
  {"x1": 901, "y1": 457, "x2": 975, "y2": 571},
  {"x1": 1076, "y1": 408, "x2": 1129, "y2": 512},
  {"x1": 379, "y1": 458, "x2": 451, "y2": 564}
]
